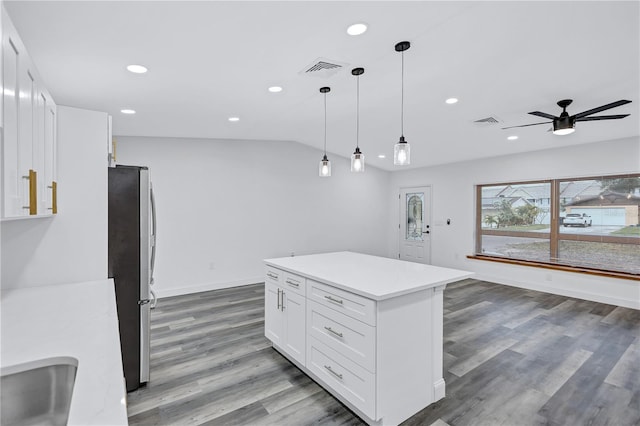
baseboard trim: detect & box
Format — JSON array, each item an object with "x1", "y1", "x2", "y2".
[
  {"x1": 433, "y1": 378, "x2": 446, "y2": 401},
  {"x1": 475, "y1": 273, "x2": 640, "y2": 310},
  {"x1": 154, "y1": 276, "x2": 263, "y2": 299}
]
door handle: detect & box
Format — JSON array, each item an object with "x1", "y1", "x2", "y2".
[{"x1": 423, "y1": 230, "x2": 430, "y2": 234}]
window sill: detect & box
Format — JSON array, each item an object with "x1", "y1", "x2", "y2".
[{"x1": 467, "y1": 254, "x2": 640, "y2": 281}]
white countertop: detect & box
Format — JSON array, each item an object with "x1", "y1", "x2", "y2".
[
  {"x1": 1, "y1": 279, "x2": 129, "y2": 425},
  {"x1": 265, "y1": 251, "x2": 473, "y2": 300}
]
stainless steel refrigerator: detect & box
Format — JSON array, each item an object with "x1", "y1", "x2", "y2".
[{"x1": 108, "y1": 165, "x2": 157, "y2": 392}]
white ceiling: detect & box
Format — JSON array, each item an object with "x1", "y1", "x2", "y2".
[{"x1": 5, "y1": 1, "x2": 639, "y2": 171}]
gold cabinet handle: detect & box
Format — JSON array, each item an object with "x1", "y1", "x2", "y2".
[
  {"x1": 47, "y1": 181, "x2": 57, "y2": 214},
  {"x1": 22, "y1": 170, "x2": 37, "y2": 215}
]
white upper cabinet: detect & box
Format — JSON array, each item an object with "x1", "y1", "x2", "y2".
[{"x1": 1, "y1": 5, "x2": 57, "y2": 219}]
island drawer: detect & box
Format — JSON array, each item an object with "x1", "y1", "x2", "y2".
[
  {"x1": 282, "y1": 271, "x2": 306, "y2": 294},
  {"x1": 307, "y1": 280, "x2": 376, "y2": 326},
  {"x1": 265, "y1": 266, "x2": 283, "y2": 285},
  {"x1": 308, "y1": 300, "x2": 375, "y2": 373},
  {"x1": 307, "y1": 336, "x2": 375, "y2": 420}
]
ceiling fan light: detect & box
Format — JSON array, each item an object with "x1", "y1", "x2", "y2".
[
  {"x1": 394, "y1": 136, "x2": 410, "y2": 165},
  {"x1": 552, "y1": 117, "x2": 575, "y2": 135}
]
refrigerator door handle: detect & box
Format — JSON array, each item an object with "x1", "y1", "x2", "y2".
[
  {"x1": 150, "y1": 288, "x2": 157, "y2": 310},
  {"x1": 150, "y1": 183, "x2": 157, "y2": 286}
]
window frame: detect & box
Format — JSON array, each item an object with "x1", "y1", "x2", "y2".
[{"x1": 474, "y1": 173, "x2": 640, "y2": 278}]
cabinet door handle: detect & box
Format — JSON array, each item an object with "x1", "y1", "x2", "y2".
[
  {"x1": 281, "y1": 291, "x2": 285, "y2": 311},
  {"x1": 285, "y1": 279, "x2": 300, "y2": 287},
  {"x1": 277, "y1": 288, "x2": 281, "y2": 310},
  {"x1": 324, "y1": 326, "x2": 343, "y2": 338},
  {"x1": 324, "y1": 365, "x2": 343, "y2": 380},
  {"x1": 267, "y1": 272, "x2": 278, "y2": 280},
  {"x1": 22, "y1": 170, "x2": 37, "y2": 215},
  {"x1": 47, "y1": 181, "x2": 57, "y2": 213},
  {"x1": 324, "y1": 295, "x2": 343, "y2": 305}
]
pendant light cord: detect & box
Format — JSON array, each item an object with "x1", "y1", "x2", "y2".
[
  {"x1": 323, "y1": 92, "x2": 327, "y2": 155},
  {"x1": 356, "y1": 75, "x2": 360, "y2": 149},
  {"x1": 401, "y1": 50, "x2": 404, "y2": 137}
]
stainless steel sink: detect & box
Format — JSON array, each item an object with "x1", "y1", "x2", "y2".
[{"x1": 1, "y1": 357, "x2": 78, "y2": 426}]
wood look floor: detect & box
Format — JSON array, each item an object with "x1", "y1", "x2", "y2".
[{"x1": 127, "y1": 280, "x2": 640, "y2": 426}]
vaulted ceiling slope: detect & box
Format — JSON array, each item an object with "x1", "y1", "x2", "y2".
[{"x1": 5, "y1": 1, "x2": 639, "y2": 170}]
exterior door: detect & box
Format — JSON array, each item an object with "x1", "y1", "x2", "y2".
[{"x1": 399, "y1": 186, "x2": 431, "y2": 264}]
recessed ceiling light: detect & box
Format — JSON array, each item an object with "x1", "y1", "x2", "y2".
[
  {"x1": 120, "y1": 109, "x2": 136, "y2": 114},
  {"x1": 378, "y1": 154, "x2": 386, "y2": 159},
  {"x1": 268, "y1": 86, "x2": 283, "y2": 93},
  {"x1": 507, "y1": 135, "x2": 518, "y2": 141},
  {"x1": 228, "y1": 117, "x2": 240, "y2": 122},
  {"x1": 126, "y1": 64, "x2": 148, "y2": 74},
  {"x1": 445, "y1": 98, "x2": 458, "y2": 104},
  {"x1": 347, "y1": 23, "x2": 368, "y2": 36}
]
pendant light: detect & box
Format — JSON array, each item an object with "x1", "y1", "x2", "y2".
[
  {"x1": 394, "y1": 41, "x2": 411, "y2": 166},
  {"x1": 351, "y1": 67, "x2": 365, "y2": 173},
  {"x1": 319, "y1": 87, "x2": 331, "y2": 177}
]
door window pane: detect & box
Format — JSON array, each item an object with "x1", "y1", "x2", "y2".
[{"x1": 406, "y1": 193, "x2": 424, "y2": 241}]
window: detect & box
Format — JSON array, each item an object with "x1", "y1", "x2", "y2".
[{"x1": 475, "y1": 174, "x2": 640, "y2": 276}]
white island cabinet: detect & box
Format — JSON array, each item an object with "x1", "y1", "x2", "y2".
[{"x1": 264, "y1": 251, "x2": 473, "y2": 426}]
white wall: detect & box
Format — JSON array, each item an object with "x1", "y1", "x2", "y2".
[
  {"x1": 388, "y1": 137, "x2": 640, "y2": 309},
  {"x1": 116, "y1": 136, "x2": 390, "y2": 298},
  {"x1": 1, "y1": 106, "x2": 108, "y2": 289}
]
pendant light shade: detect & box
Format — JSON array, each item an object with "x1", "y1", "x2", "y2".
[
  {"x1": 394, "y1": 41, "x2": 411, "y2": 166},
  {"x1": 351, "y1": 147, "x2": 364, "y2": 172},
  {"x1": 319, "y1": 87, "x2": 332, "y2": 177},
  {"x1": 394, "y1": 135, "x2": 410, "y2": 166},
  {"x1": 319, "y1": 154, "x2": 331, "y2": 176},
  {"x1": 351, "y1": 67, "x2": 365, "y2": 173}
]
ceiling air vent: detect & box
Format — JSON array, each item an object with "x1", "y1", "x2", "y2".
[
  {"x1": 473, "y1": 116, "x2": 502, "y2": 127},
  {"x1": 300, "y1": 58, "x2": 348, "y2": 79}
]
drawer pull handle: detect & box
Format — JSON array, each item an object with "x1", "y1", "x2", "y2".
[
  {"x1": 324, "y1": 326, "x2": 343, "y2": 338},
  {"x1": 267, "y1": 273, "x2": 278, "y2": 280},
  {"x1": 324, "y1": 295, "x2": 343, "y2": 305},
  {"x1": 324, "y1": 365, "x2": 343, "y2": 380},
  {"x1": 285, "y1": 279, "x2": 300, "y2": 287}
]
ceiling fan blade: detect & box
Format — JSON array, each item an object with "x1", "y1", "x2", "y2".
[
  {"x1": 576, "y1": 114, "x2": 630, "y2": 122},
  {"x1": 573, "y1": 100, "x2": 632, "y2": 119},
  {"x1": 502, "y1": 121, "x2": 551, "y2": 130},
  {"x1": 528, "y1": 111, "x2": 558, "y2": 120}
]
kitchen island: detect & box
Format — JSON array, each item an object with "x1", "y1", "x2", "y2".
[
  {"x1": 1, "y1": 279, "x2": 129, "y2": 425},
  {"x1": 264, "y1": 251, "x2": 473, "y2": 426}
]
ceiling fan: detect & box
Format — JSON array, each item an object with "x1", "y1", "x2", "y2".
[{"x1": 502, "y1": 99, "x2": 632, "y2": 135}]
